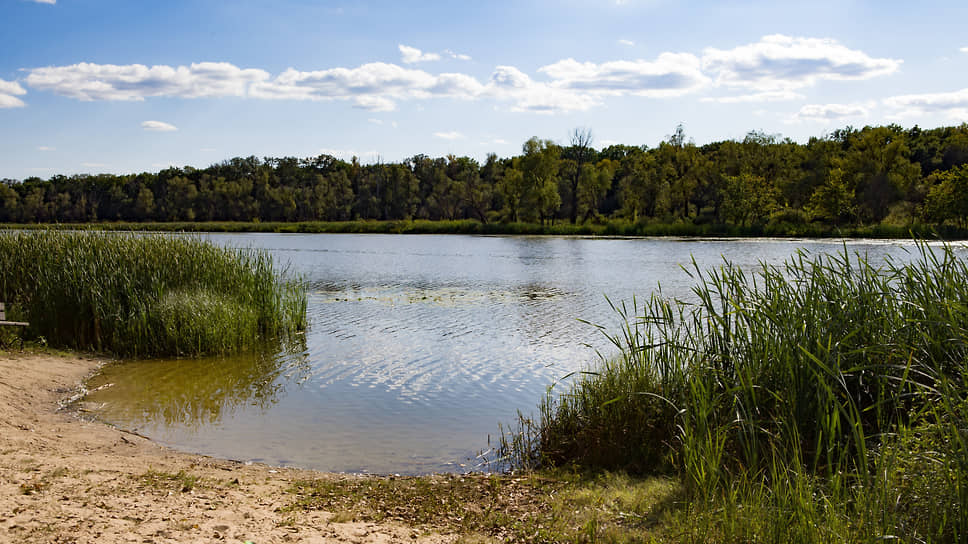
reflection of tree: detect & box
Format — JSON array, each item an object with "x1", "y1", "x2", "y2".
[{"x1": 86, "y1": 337, "x2": 310, "y2": 432}]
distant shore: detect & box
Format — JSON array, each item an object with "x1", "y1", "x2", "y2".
[{"x1": 4, "y1": 219, "x2": 968, "y2": 239}]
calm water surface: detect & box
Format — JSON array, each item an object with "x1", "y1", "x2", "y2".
[{"x1": 84, "y1": 235, "x2": 950, "y2": 474}]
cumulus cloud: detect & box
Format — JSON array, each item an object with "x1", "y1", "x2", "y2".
[
  {"x1": 790, "y1": 102, "x2": 873, "y2": 123},
  {"x1": 26, "y1": 37, "x2": 898, "y2": 116},
  {"x1": 433, "y1": 131, "x2": 463, "y2": 140},
  {"x1": 249, "y1": 62, "x2": 485, "y2": 111},
  {"x1": 702, "y1": 35, "x2": 901, "y2": 92},
  {"x1": 399, "y1": 45, "x2": 441, "y2": 64},
  {"x1": 482, "y1": 65, "x2": 599, "y2": 113},
  {"x1": 141, "y1": 120, "x2": 178, "y2": 132},
  {"x1": 961, "y1": 47, "x2": 968, "y2": 54},
  {"x1": 26, "y1": 62, "x2": 269, "y2": 101},
  {"x1": 539, "y1": 53, "x2": 709, "y2": 97},
  {"x1": 883, "y1": 88, "x2": 968, "y2": 120},
  {"x1": 0, "y1": 79, "x2": 27, "y2": 108}
]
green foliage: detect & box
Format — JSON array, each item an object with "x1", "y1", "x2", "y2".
[
  {"x1": 3, "y1": 123, "x2": 968, "y2": 232},
  {"x1": 0, "y1": 230, "x2": 306, "y2": 357},
  {"x1": 506, "y1": 242, "x2": 968, "y2": 541},
  {"x1": 922, "y1": 164, "x2": 968, "y2": 226}
]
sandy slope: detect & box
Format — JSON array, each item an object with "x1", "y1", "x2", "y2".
[{"x1": 0, "y1": 353, "x2": 453, "y2": 544}]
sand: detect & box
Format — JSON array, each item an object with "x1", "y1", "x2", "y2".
[{"x1": 0, "y1": 353, "x2": 454, "y2": 544}]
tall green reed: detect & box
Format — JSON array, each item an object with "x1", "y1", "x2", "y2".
[
  {"x1": 0, "y1": 230, "x2": 306, "y2": 357},
  {"x1": 507, "y1": 241, "x2": 968, "y2": 541}
]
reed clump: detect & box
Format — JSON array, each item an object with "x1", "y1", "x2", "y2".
[
  {"x1": 0, "y1": 230, "x2": 306, "y2": 357},
  {"x1": 506, "y1": 241, "x2": 968, "y2": 542}
]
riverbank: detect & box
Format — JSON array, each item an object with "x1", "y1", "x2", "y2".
[
  {"x1": 1, "y1": 351, "x2": 684, "y2": 543},
  {"x1": 0, "y1": 352, "x2": 457, "y2": 543},
  {"x1": 6, "y1": 219, "x2": 968, "y2": 239}
]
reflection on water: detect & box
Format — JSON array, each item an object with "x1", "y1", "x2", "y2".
[
  {"x1": 83, "y1": 235, "x2": 964, "y2": 474},
  {"x1": 87, "y1": 342, "x2": 310, "y2": 435}
]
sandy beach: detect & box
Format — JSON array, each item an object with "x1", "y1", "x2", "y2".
[{"x1": 0, "y1": 353, "x2": 454, "y2": 544}]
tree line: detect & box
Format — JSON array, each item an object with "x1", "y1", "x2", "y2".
[{"x1": 3, "y1": 124, "x2": 968, "y2": 228}]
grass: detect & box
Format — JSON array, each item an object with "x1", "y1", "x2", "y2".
[
  {"x1": 139, "y1": 469, "x2": 203, "y2": 493},
  {"x1": 6, "y1": 219, "x2": 968, "y2": 239},
  {"x1": 284, "y1": 471, "x2": 682, "y2": 543},
  {"x1": 501, "y1": 240, "x2": 968, "y2": 542},
  {"x1": 0, "y1": 229, "x2": 306, "y2": 357}
]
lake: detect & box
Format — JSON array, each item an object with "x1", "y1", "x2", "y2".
[{"x1": 83, "y1": 234, "x2": 945, "y2": 474}]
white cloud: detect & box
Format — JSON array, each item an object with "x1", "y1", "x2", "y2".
[
  {"x1": 483, "y1": 65, "x2": 601, "y2": 113},
  {"x1": 26, "y1": 62, "x2": 269, "y2": 101},
  {"x1": 36, "y1": 146, "x2": 55, "y2": 151},
  {"x1": 883, "y1": 88, "x2": 968, "y2": 121},
  {"x1": 250, "y1": 63, "x2": 485, "y2": 112},
  {"x1": 702, "y1": 34, "x2": 901, "y2": 92},
  {"x1": 483, "y1": 53, "x2": 709, "y2": 114},
  {"x1": 31, "y1": 0, "x2": 55, "y2": 4},
  {"x1": 538, "y1": 53, "x2": 709, "y2": 97},
  {"x1": 32, "y1": 39, "x2": 897, "y2": 117},
  {"x1": 789, "y1": 102, "x2": 873, "y2": 123},
  {"x1": 141, "y1": 120, "x2": 178, "y2": 132},
  {"x1": 353, "y1": 95, "x2": 397, "y2": 111},
  {"x1": 317, "y1": 148, "x2": 381, "y2": 162},
  {"x1": 399, "y1": 45, "x2": 441, "y2": 64},
  {"x1": 444, "y1": 49, "x2": 472, "y2": 61},
  {"x1": 701, "y1": 90, "x2": 805, "y2": 103},
  {"x1": 434, "y1": 131, "x2": 464, "y2": 140},
  {"x1": 618, "y1": 39, "x2": 635, "y2": 46},
  {"x1": 0, "y1": 79, "x2": 27, "y2": 108},
  {"x1": 961, "y1": 47, "x2": 968, "y2": 54}
]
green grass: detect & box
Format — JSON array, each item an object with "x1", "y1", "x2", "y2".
[
  {"x1": 504, "y1": 241, "x2": 968, "y2": 542},
  {"x1": 284, "y1": 471, "x2": 682, "y2": 543},
  {"x1": 6, "y1": 219, "x2": 968, "y2": 239},
  {"x1": 0, "y1": 229, "x2": 306, "y2": 357}
]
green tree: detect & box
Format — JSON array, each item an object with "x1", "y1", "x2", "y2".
[
  {"x1": 562, "y1": 127, "x2": 595, "y2": 223},
  {"x1": 841, "y1": 126, "x2": 920, "y2": 222},
  {"x1": 922, "y1": 164, "x2": 968, "y2": 226},
  {"x1": 577, "y1": 159, "x2": 616, "y2": 222},
  {"x1": 721, "y1": 173, "x2": 779, "y2": 226},
  {"x1": 519, "y1": 137, "x2": 562, "y2": 223},
  {"x1": 806, "y1": 168, "x2": 855, "y2": 224}
]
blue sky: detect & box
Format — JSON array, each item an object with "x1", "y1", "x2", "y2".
[{"x1": 2, "y1": 0, "x2": 968, "y2": 179}]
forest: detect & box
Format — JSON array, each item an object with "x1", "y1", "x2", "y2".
[{"x1": 2, "y1": 123, "x2": 968, "y2": 230}]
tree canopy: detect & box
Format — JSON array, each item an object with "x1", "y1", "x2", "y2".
[{"x1": 3, "y1": 123, "x2": 967, "y2": 229}]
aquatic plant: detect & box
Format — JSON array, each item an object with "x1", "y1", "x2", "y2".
[
  {"x1": 506, "y1": 241, "x2": 968, "y2": 541},
  {"x1": 0, "y1": 229, "x2": 306, "y2": 357}
]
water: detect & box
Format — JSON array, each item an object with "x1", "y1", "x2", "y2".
[{"x1": 83, "y1": 234, "x2": 948, "y2": 474}]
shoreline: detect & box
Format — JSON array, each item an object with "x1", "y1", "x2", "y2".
[
  {"x1": 0, "y1": 352, "x2": 452, "y2": 543},
  {"x1": 5, "y1": 220, "x2": 968, "y2": 240}
]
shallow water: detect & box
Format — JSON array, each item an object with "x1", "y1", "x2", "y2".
[{"x1": 84, "y1": 234, "x2": 954, "y2": 474}]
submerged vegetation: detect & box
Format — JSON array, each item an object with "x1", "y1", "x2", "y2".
[
  {"x1": 503, "y1": 242, "x2": 968, "y2": 542},
  {"x1": 0, "y1": 229, "x2": 306, "y2": 357}
]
